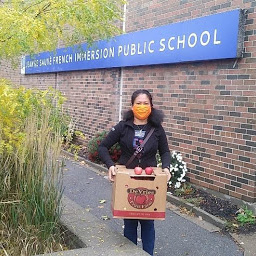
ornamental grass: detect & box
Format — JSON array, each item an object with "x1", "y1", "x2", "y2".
[{"x1": 0, "y1": 81, "x2": 69, "y2": 256}]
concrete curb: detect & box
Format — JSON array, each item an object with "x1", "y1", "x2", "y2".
[{"x1": 37, "y1": 196, "x2": 149, "y2": 256}]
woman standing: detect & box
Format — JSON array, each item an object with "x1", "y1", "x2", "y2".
[{"x1": 98, "y1": 89, "x2": 171, "y2": 255}]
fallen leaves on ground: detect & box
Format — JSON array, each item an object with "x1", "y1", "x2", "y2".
[
  {"x1": 101, "y1": 216, "x2": 110, "y2": 220},
  {"x1": 179, "y1": 207, "x2": 195, "y2": 217}
]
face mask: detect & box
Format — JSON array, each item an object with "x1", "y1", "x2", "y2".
[{"x1": 132, "y1": 104, "x2": 152, "y2": 120}]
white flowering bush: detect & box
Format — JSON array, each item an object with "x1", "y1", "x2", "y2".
[
  {"x1": 156, "y1": 150, "x2": 188, "y2": 188},
  {"x1": 168, "y1": 151, "x2": 188, "y2": 188}
]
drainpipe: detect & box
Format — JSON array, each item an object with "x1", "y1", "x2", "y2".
[{"x1": 118, "y1": 3, "x2": 127, "y2": 121}]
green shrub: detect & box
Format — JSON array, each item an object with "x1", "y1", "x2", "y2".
[
  {"x1": 236, "y1": 207, "x2": 255, "y2": 226},
  {"x1": 87, "y1": 131, "x2": 121, "y2": 164},
  {"x1": 0, "y1": 80, "x2": 69, "y2": 153},
  {"x1": 62, "y1": 120, "x2": 86, "y2": 160}
]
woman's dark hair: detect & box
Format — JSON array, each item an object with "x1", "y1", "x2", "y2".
[
  {"x1": 123, "y1": 89, "x2": 164, "y2": 126},
  {"x1": 131, "y1": 89, "x2": 153, "y2": 107}
]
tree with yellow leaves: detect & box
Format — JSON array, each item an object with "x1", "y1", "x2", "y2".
[{"x1": 0, "y1": 0, "x2": 124, "y2": 59}]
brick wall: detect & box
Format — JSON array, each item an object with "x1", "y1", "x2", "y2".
[
  {"x1": 0, "y1": 60, "x2": 23, "y2": 85},
  {"x1": 0, "y1": 0, "x2": 255, "y2": 202},
  {"x1": 56, "y1": 69, "x2": 121, "y2": 137}
]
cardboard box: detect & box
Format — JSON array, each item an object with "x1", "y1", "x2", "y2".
[{"x1": 112, "y1": 165, "x2": 167, "y2": 220}]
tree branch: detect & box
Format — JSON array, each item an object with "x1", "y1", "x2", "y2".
[
  {"x1": 22, "y1": 0, "x2": 46, "y2": 13},
  {"x1": 34, "y1": 2, "x2": 51, "y2": 18},
  {"x1": 0, "y1": 1, "x2": 52, "y2": 43},
  {"x1": 0, "y1": 35, "x2": 12, "y2": 43}
]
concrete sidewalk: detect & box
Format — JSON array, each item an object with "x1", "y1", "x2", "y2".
[
  {"x1": 40, "y1": 155, "x2": 256, "y2": 256},
  {"x1": 38, "y1": 196, "x2": 149, "y2": 256}
]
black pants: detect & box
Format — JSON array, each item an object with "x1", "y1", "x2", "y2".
[{"x1": 124, "y1": 219, "x2": 155, "y2": 255}]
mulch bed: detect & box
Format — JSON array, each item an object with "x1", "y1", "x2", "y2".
[{"x1": 168, "y1": 186, "x2": 256, "y2": 234}]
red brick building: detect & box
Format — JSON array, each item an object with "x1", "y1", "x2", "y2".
[{"x1": 1, "y1": 0, "x2": 256, "y2": 204}]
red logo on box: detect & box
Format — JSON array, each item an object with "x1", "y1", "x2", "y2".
[{"x1": 127, "y1": 187, "x2": 156, "y2": 209}]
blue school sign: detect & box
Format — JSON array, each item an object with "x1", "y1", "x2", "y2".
[{"x1": 22, "y1": 9, "x2": 244, "y2": 74}]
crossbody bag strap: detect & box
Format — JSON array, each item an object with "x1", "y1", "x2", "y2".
[{"x1": 125, "y1": 127, "x2": 155, "y2": 168}]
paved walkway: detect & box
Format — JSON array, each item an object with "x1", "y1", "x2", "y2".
[{"x1": 62, "y1": 157, "x2": 245, "y2": 256}]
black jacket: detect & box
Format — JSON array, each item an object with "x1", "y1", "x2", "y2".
[{"x1": 98, "y1": 120, "x2": 171, "y2": 169}]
